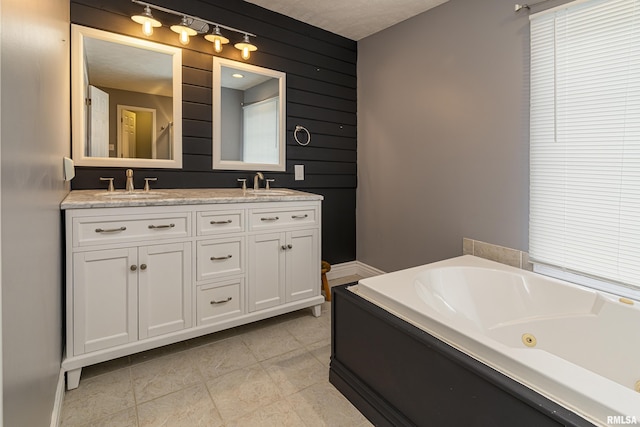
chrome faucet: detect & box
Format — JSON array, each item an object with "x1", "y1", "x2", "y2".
[
  {"x1": 125, "y1": 169, "x2": 135, "y2": 192},
  {"x1": 253, "y1": 172, "x2": 264, "y2": 190}
]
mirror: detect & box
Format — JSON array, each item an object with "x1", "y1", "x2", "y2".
[
  {"x1": 213, "y1": 57, "x2": 286, "y2": 171},
  {"x1": 71, "y1": 24, "x2": 182, "y2": 168}
]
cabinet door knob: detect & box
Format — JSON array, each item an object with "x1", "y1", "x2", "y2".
[
  {"x1": 287, "y1": 244, "x2": 293, "y2": 249},
  {"x1": 281, "y1": 245, "x2": 287, "y2": 250},
  {"x1": 140, "y1": 264, "x2": 147, "y2": 270},
  {"x1": 130, "y1": 265, "x2": 137, "y2": 271}
]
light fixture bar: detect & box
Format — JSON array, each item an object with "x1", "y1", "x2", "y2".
[{"x1": 131, "y1": 0, "x2": 256, "y2": 38}]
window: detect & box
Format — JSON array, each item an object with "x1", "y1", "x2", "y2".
[
  {"x1": 529, "y1": 0, "x2": 640, "y2": 296},
  {"x1": 242, "y1": 97, "x2": 279, "y2": 164}
]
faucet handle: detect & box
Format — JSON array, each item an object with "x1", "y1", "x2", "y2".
[
  {"x1": 99, "y1": 177, "x2": 115, "y2": 192},
  {"x1": 266, "y1": 179, "x2": 275, "y2": 190},
  {"x1": 144, "y1": 177, "x2": 157, "y2": 192},
  {"x1": 237, "y1": 178, "x2": 247, "y2": 191}
]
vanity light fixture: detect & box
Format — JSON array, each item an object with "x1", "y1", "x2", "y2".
[
  {"x1": 204, "y1": 26, "x2": 229, "y2": 53},
  {"x1": 130, "y1": 0, "x2": 257, "y2": 59},
  {"x1": 235, "y1": 34, "x2": 258, "y2": 60},
  {"x1": 131, "y1": 5, "x2": 161, "y2": 37}
]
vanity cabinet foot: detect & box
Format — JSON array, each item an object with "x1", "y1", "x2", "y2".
[
  {"x1": 67, "y1": 368, "x2": 82, "y2": 390},
  {"x1": 312, "y1": 304, "x2": 322, "y2": 318}
]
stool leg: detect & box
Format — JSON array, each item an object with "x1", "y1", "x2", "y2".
[{"x1": 321, "y1": 272, "x2": 331, "y2": 302}]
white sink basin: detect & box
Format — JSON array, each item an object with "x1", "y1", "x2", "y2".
[
  {"x1": 99, "y1": 191, "x2": 167, "y2": 199},
  {"x1": 246, "y1": 189, "x2": 293, "y2": 196}
]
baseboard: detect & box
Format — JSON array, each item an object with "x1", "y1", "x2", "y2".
[
  {"x1": 326, "y1": 260, "x2": 385, "y2": 281},
  {"x1": 50, "y1": 367, "x2": 65, "y2": 427}
]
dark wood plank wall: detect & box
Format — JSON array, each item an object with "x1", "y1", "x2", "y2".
[{"x1": 70, "y1": 0, "x2": 357, "y2": 263}]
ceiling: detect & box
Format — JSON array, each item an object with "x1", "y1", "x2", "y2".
[
  {"x1": 84, "y1": 36, "x2": 174, "y2": 97},
  {"x1": 243, "y1": 0, "x2": 450, "y2": 41}
]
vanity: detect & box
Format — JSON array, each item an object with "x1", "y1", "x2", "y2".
[
  {"x1": 60, "y1": 188, "x2": 323, "y2": 389},
  {"x1": 64, "y1": 19, "x2": 309, "y2": 390}
]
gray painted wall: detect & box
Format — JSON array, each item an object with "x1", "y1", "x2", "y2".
[
  {"x1": 357, "y1": 0, "x2": 568, "y2": 272},
  {"x1": 1, "y1": 0, "x2": 70, "y2": 424}
]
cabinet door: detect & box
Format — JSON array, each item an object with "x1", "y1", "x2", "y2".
[
  {"x1": 248, "y1": 232, "x2": 285, "y2": 312},
  {"x1": 138, "y1": 242, "x2": 192, "y2": 339},
  {"x1": 73, "y1": 248, "x2": 137, "y2": 355},
  {"x1": 286, "y1": 229, "x2": 320, "y2": 303}
]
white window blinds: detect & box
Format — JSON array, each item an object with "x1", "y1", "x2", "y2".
[
  {"x1": 243, "y1": 97, "x2": 279, "y2": 164},
  {"x1": 529, "y1": 0, "x2": 640, "y2": 289}
]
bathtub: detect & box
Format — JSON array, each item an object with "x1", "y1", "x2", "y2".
[{"x1": 330, "y1": 255, "x2": 640, "y2": 427}]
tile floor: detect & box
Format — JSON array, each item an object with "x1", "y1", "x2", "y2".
[{"x1": 60, "y1": 277, "x2": 371, "y2": 427}]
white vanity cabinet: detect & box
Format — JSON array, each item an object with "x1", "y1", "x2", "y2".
[
  {"x1": 72, "y1": 241, "x2": 191, "y2": 355},
  {"x1": 248, "y1": 229, "x2": 319, "y2": 310},
  {"x1": 62, "y1": 189, "x2": 323, "y2": 390},
  {"x1": 247, "y1": 205, "x2": 320, "y2": 312},
  {"x1": 72, "y1": 247, "x2": 138, "y2": 353}
]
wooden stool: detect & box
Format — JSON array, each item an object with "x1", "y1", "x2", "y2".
[{"x1": 321, "y1": 260, "x2": 331, "y2": 301}]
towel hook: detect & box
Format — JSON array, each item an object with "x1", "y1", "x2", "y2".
[{"x1": 294, "y1": 125, "x2": 311, "y2": 146}]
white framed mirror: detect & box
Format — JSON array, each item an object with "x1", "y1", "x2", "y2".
[
  {"x1": 212, "y1": 57, "x2": 286, "y2": 171},
  {"x1": 71, "y1": 24, "x2": 182, "y2": 168}
]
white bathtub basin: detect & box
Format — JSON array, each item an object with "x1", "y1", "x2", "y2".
[{"x1": 356, "y1": 255, "x2": 640, "y2": 426}]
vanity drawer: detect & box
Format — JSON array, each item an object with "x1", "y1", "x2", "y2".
[
  {"x1": 249, "y1": 206, "x2": 318, "y2": 231},
  {"x1": 196, "y1": 237, "x2": 244, "y2": 281},
  {"x1": 73, "y1": 213, "x2": 190, "y2": 247},
  {"x1": 197, "y1": 279, "x2": 243, "y2": 325},
  {"x1": 196, "y1": 210, "x2": 245, "y2": 236}
]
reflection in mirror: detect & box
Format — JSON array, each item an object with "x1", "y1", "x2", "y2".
[
  {"x1": 71, "y1": 24, "x2": 182, "y2": 168},
  {"x1": 213, "y1": 57, "x2": 286, "y2": 171}
]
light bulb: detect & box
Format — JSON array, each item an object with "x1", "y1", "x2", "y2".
[
  {"x1": 204, "y1": 27, "x2": 229, "y2": 54},
  {"x1": 170, "y1": 17, "x2": 197, "y2": 46},
  {"x1": 131, "y1": 5, "x2": 161, "y2": 38},
  {"x1": 234, "y1": 34, "x2": 257, "y2": 61},
  {"x1": 142, "y1": 20, "x2": 154, "y2": 37},
  {"x1": 179, "y1": 29, "x2": 190, "y2": 45}
]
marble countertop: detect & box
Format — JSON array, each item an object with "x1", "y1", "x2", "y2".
[{"x1": 61, "y1": 188, "x2": 323, "y2": 210}]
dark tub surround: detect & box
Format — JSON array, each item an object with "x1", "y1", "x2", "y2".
[{"x1": 329, "y1": 285, "x2": 596, "y2": 427}]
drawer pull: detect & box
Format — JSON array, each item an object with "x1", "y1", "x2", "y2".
[
  {"x1": 292, "y1": 214, "x2": 309, "y2": 219},
  {"x1": 210, "y1": 220, "x2": 232, "y2": 225},
  {"x1": 210, "y1": 297, "x2": 232, "y2": 305},
  {"x1": 95, "y1": 226, "x2": 126, "y2": 233},
  {"x1": 210, "y1": 255, "x2": 233, "y2": 261},
  {"x1": 148, "y1": 223, "x2": 175, "y2": 230},
  {"x1": 261, "y1": 216, "x2": 279, "y2": 221}
]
